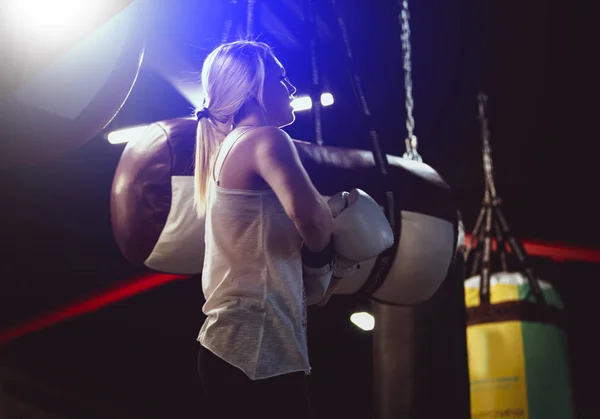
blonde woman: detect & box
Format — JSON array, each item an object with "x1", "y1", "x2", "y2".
[{"x1": 194, "y1": 40, "x2": 335, "y2": 418}]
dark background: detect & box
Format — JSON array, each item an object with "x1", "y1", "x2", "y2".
[{"x1": 1, "y1": 0, "x2": 597, "y2": 418}]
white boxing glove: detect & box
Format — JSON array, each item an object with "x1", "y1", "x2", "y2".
[
  {"x1": 328, "y1": 189, "x2": 394, "y2": 266},
  {"x1": 328, "y1": 191, "x2": 349, "y2": 217},
  {"x1": 301, "y1": 240, "x2": 335, "y2": 305}
]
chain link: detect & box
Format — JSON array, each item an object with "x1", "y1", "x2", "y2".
[
  {"x1": 221, "y1": 0, "x2": 239, "y2": 43},
  {"x1": 477, "y1": 92, "x2": 498, "y2": 201},
  {"x1": 400, "y1": 0, "x2": 422, "y2": 162},
  {"x1": 246, "y1": 0, "x2": 256, "y2": 39}
]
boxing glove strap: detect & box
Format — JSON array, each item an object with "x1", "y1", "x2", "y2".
[
  {"x1": 357, "y1": 185, "x2": 398, "y2": 298},
  {"x1": 301, "y1": 238, "x2": 335, "y2": 269}
]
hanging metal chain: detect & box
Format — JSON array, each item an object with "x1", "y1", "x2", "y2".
[
  {"x1": 476, "y1": 92, "x2": 495, "y2": 303},
  {"x1": 474, "y1": 93, "x2": 545, "y2": 305},
  {"x1": 330, "y1": 0, "x2": 398, "y2": 299},
  {"x1": 331, "y1": 0, "x2": 388, "y2": 173},
  {"x1": 399, "y1": 0, "x2": 422, "y2": 162},
  {"x1": 246, "y1": 0, "x2": 256, "y2": 39},
  {"x1": 221, "y1": 0, "x2": 238, "y2": 43},
  {"x1": 305, "y1": 0, "x2": 324, "y2": 146},
  {"x1": 477, "y1": 92, "x2": 498, "y2": 202}
]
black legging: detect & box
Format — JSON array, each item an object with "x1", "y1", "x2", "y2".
[{"x1": 197, "y1": 345, "x2": 315, "y2": 419}]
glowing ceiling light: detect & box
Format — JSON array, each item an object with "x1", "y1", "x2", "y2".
[
  {"x1": 350, "y1": 311, "x2": 375, "y2": 331},
  {"x1": 107, "y1": 124, "x2": 150, "y2": 145},
  {"x1": 6, "y1": 1, "x2": 110, "y2": 45},
  {"x1": 321, "y1": 93, "x2": 334, "y2": 106},
  {"x1": 291, "y1": 93, "x2": 335, "y2": 112},
  {"x1": 292, "y1": 96, "x2": 313, "y2": 111}
]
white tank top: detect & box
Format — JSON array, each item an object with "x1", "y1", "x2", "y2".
[{"x1": 197, "y1": 126, "x2": 310, "y2": 380}]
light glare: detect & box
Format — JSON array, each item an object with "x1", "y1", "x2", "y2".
[
  {"x1": 6, "y1": 1, "x2": 107, "y2": 44},
  {"x1": 321, "y1": 93, "x2": 334, "y2": 106},
  {"x1": 107, "y1": 125, "x2": 150, "y2": 145},
  {"x1": 350, "y1": 311, "x2": 375, "y2": 331},
  {"x1": 292, "y1": 96, "x2": 312, "y2": 111},
  {"x1": 291, "y1": 93, "x2": 335, "y2": 112}
]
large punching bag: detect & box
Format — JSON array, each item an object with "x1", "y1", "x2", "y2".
[
  {"x1": 372, "y1": 217, "x2": 471, "y2": 419},
  {"x1": 110, "y1": 117, "x2": 462, "y2": 419},
  {"x1": 111, "y1": 117, "x2": 459, "y2": 306}
]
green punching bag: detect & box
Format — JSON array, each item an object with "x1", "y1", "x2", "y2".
[
  {"x1": 465, "y1": 92, "x2": 575, "y2": 418},
  {"x1": 465, "y1": 272, "x2": 574, "y2": 418}
]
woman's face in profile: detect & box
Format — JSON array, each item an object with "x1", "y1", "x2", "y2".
[{"x1": 262, "y1": 56, "x2": 297, "y2": 128}]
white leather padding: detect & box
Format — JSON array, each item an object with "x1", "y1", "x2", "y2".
[{"x1": 145, "y1": 176, "x2": 206, "y2": 275}]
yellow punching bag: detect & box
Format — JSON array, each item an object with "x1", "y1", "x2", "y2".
[
  {"x1": 465, "y1": 272, "x2": 574, "y2": 418},
  {"x1": 464, "y1": 94, "x2": 575, "y2": 418}
]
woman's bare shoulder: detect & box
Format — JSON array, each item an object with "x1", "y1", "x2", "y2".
[
  {"x1": 241, "y1": 126, "x2": 295, "y2": 156},
  {"x1": 242, "y1": 125, "x2": 290, "y2": 143}
]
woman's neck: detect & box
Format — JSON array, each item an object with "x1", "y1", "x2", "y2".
[{"x1": 234, "y1": 99, "x2": 269, "y2": 128}]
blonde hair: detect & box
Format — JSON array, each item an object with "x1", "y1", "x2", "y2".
[{"x1": 194, "y1": 41, "x2": 274, "y2": 217}]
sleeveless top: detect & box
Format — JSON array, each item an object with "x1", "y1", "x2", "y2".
[{"x1": 197, "y1": 126, "x2": 311, "y2": 380}]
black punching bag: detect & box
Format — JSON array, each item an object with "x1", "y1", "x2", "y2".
[{"x1": 372, "y1": 237, "x2": 470, "y2": 418}]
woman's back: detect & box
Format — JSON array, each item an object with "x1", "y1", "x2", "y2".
[{"x1": 198, "y1": 127, "x2": 311, "y2": 380}]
